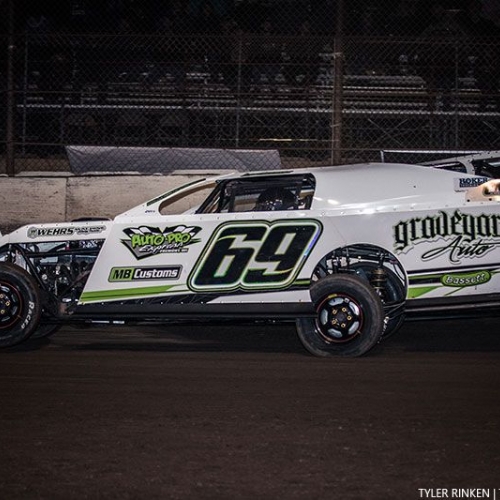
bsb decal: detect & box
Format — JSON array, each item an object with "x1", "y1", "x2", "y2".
[
  {"x1": 393, "y1": 210, "x2": 500, "y2": 264},
  {"x1": 189, "y1": 220, "x2": 322, "y2": 292},
  {"x1": 121, "y1": 225, "x2": 201, "y2": 259}
]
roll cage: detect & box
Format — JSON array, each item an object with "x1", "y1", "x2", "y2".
[{"x1": 196, "y1": 174, "x2": 316, "y2": 214}]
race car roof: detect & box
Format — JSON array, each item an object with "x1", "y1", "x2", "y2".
[{"x1": 308, "y1": 162, "x2": 478, "y2": 210}]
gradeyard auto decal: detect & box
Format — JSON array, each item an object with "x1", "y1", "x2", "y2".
[
  {"x1": 122, "y1": 225, "x2": 201, "y2": 259},
  {"x1": 393, "y1": 210, "x2": 500, "y2": 263}
]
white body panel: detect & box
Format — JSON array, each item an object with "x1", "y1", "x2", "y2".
[{"x1": 2, "y1": 163, "x2": 499, "y2": 311}]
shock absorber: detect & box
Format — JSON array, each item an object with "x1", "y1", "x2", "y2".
[
  {"x1": 370, "y1": 267, "x2": 387, "y2": 295},
  {"x1": 370, "y1": 254, "x2": 388, "y2": 298}
]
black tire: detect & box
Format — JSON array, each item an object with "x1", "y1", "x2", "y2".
[
  {"x1": 30, "y1": 324, "x2": 61, "y2": 340},
  {"x1": 296, "y1": 274, "x2": 385, "y2": 357},
  {"x1": 0, "y1": 263, "x2": 41, "y2": 348},
  {"x1": 349, "y1": 262, "x2": 406, "y2": 338}
]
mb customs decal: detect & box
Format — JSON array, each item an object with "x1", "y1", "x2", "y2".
[
  {"x1": 28, "y1": 225, "x2": 106, "y2": 239},
  {"x1": 394, "y1": 210, "x2": 500, "y2": 263},
  {"x1": 108, "y1": 266, "x2": 182, "y2": 282},
  {"x1": 122, "y1": 225, "x2": 201, "y2": 259}
]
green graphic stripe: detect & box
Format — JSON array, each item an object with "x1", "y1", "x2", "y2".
[
  {"x1": 407, "y1": 286, "x2": 441, "y2": 299},
  {"x1": 410, "y1": 273, "x2": 447, "y2": 283},
  {"x1": 409, "y1": 268, "x2": 499, "y2": 299},
  {"x1": 80, "y1": 284, "x2": 186, "y2": 302},
  {"x1": 80, "y1": 276, "x2": 311, "y2": 303},
  {"x1": 294, "y1": 279, "x2": 311, "y2": 287},
  {"x1": 409, "y1": 267, "x2": 500, "y2": 285}
]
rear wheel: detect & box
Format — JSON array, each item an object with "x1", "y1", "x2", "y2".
[
  {"x1": 0, "y1": 263, "x2": 41, "y2": 348},
  {"x1": 296, "y1": 274, "x2": 384, "y2": 357}
]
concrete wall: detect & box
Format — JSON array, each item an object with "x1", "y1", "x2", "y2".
[{"x1": 0, "y1": 174, "x2": 204, "y2": 233}]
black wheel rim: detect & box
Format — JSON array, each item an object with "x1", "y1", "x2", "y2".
[
  {"x1": 0, "y1": 281, "x2": 23, "y2": 331},
  {"x1": 315, "y1": 293, "x2": 363, "y2": 343}
]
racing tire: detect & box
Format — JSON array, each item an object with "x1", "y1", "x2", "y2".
[
  {"x1": 0, "y1": 263, "x2": 41, "y2": 348},
  {"x1": 30, "y1": 324, "x2": 61, "y2": 340},
  {"x1": 296, "y1": 274, "x2": 385, "y2": 357}
]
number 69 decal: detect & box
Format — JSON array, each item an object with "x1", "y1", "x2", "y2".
[{"x1": 189, "y1": 220, "x2": 323, "y2": 292}]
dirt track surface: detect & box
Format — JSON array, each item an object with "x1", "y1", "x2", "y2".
[{"x1": 1, "y1": 319, "x2": 500, "y2": 500}]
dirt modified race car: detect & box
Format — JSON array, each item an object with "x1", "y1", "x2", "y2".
[{"x1": 1, "y1": 163, "x2": 499, "y2": 356}]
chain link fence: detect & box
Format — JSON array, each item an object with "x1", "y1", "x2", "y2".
[{"x1": 1, "y1": 1, "x2": 500, "y2": 175}]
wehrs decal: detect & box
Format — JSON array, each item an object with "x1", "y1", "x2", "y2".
[
  {"x1": 122, "y1": 225, "x2": 201, "y2": 259},
  {"x1": 393, "y1": 210, "x2": 500, "y2": 263},
  {"x1": 28, "y1": 225, "x2": 106, "y2": 238}
]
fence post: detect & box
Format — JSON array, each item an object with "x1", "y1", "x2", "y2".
[
  {"x1": 5, "y1": 0, "x2": 15, "y2": 176},
  {"x1": 235, "y1": 34, "x2": 242, "y2": 148},
  {"x1": 330, "y1": 0, "x2": 344, "y2": 165}
]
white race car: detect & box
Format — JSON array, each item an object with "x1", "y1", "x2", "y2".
[{"x1": 1, "y1": 163, "x2": 499, "y2": 356}]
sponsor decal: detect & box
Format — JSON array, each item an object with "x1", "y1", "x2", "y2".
[
  {"x1": 393, "y1": 210, "x2": 500, "y2": 263},
  {"x1": 454, "y1": 177, "x2": 489, "y2": 191},
  {"x1": 121, "y1": 225, "x2": 201, "y2": 259},
  {"x1": 407, "y1": 266, "x2": 498, "y2": 298},
  {"x1": 108, "y1": 266, "x2": 182, "y2": 282},
  {"x1": 28, "y1": 225, "x2": 106, "y2": 239},
  {"x1": 440, "y1": 270, "x2": 492, "y2": 288}
]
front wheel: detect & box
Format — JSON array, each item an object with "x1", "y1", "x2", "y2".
[
  {"x1": 297, "y1": 274, "x2": 384, "y2": 357},
  {"x1": 0, "y1": 263, "x2": 41, "y2": 348}
]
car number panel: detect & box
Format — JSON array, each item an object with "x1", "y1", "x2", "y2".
[{"x1": 79, "y1": 216, "x2": 323, "y2": 307}]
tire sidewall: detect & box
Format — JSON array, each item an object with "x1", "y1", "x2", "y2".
[
  {"x1": 0, "y1": 263, "x2": 41, "y2": 348},
  {"x1": 31, "y1": 324, "x2": 61, "y2": 340}
]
